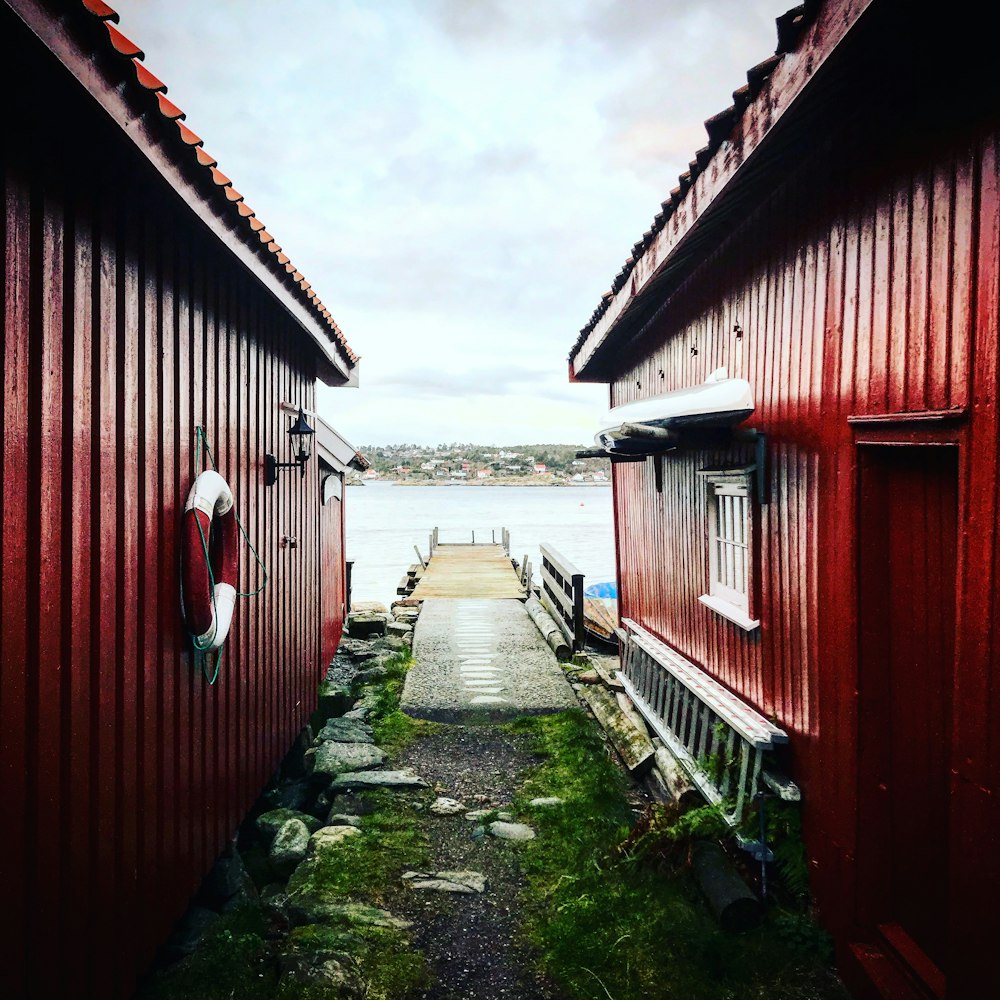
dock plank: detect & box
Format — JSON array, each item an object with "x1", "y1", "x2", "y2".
[{"x1": 410, "y1": 544, "x2": 526, "y2": 600}]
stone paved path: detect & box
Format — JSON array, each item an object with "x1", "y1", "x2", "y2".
[{"x1": 400, "y1": 599, "x2": 576, "y2": 723}]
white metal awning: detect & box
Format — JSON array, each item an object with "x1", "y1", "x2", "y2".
[{"x1": 595, "y1": 368, "x2": 754, "y2": 454}]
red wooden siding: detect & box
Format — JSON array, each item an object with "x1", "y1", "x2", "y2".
[
  {"x1": 607, "y1": 120, "x2": 998, "y2": 994},
  {"x1": 320, "y1": 470, "x2": 347, "y2": 668},
  {"x1": 2, "y1": 15, "x2": 347, "y2": 998}
]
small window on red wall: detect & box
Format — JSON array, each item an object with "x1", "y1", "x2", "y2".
[{"x1": 698, "y1": 470, "x2": 759, "y2": 631}]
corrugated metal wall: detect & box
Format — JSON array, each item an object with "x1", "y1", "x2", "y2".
[
  {"x1": 1, "y1": 21, "x2": 342, "y2": 998},
  {"x1": 608, "y1": 122, "x2": 998, "y2": 992}
]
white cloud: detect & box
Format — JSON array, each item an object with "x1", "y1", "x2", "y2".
[{"x1": 116, "y1": 0, "x2": 781, "y2": 444}]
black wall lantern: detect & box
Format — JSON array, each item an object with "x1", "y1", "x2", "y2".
[{"x1": 265, "y1": 407, "x2": 314, "y2": 486}]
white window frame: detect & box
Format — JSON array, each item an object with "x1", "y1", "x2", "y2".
[{"x1": 697, "y1": 468, "x2": 759, "y2": 631}]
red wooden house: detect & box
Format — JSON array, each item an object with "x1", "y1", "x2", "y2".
[
  {"x1": 2, "y1": 1, "x2": 361, "y2": 995},
  {"x1": 569, "y1": 2, "x2": 997, "y2": 996}
]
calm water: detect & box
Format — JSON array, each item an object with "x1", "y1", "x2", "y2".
[{"x1": 345, "y1": 482, "x2": 616, "y2": 605}]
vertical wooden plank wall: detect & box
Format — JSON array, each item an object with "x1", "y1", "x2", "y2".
[
  {"x1": 608, "y1": 125, "x2": 997, "y2": 984},
  {"x1": 1, "y1": 77, "x2": 343, "y2": 1000}
]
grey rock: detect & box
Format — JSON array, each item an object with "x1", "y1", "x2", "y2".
[
  {"x1": 285, "y1": 880, "x2": 413, "y2": 929},
  {"x1": 326, "y1": 812, "x2": 363, "y2": 828},
  {"x1": 201, "y1": 844, "x2": 252, "y2": 906},
  {"x1": 464, "y1": 809, "x2": 513, "y2": 822},
  {"x1": 256, "y1": 808, "x2": 322, "y2": 843},
  {"x1": 311, "y1": 790, "x2": 335, "y2": 819},
  {"x1": 342, "y1": 691, "x2": 380, "y2": 721},
  {"x1": 329, "y1": 770, "x2": 429, "y2": 792},
  {"x1": 429, "y1": 797, "x2": 467, "y2": 816},
  {"x1": 312, "y1": 741, "x2": 386, "y2": 778},
  {"x1": 260, "y1": 884, "x2": 290, "y2": 922},
  {"x1": 528, "y1": 796, "x2": 565, "y2": 808},
  {"x1": 316, "y1": 680, "x2": 354, "y2": 720},
  {"x1": 270, "y1": 818, "x2": 311, "y2": 876},
  {"x1": 353, "y1": 664, "x2": 389, "y2": 685},
  {"x1": 488, "y1": 820, "x2": 536, "y2": 842},
  {"x1": 280, "y1": 954, "x2": 364, "y2": 997},
  {"x1": 348, "y1": 612, "x2": 388, "y2": 639},
  {"x1": 337, "y1": 636, "x2": 380, "y2": 659},
  {"x1": 310, "y1": 825, "x2": 362, "y2": 853},
  {"x1": 386, "y1": 622, "x2": 414, "y2": 639},
  {"x1": 381, "y1": 636, "x2": 408, "y2": 652},
  {"x1": 402, "y1": 870, "x2": 488, "y2": 894},
  {"x1": 315, "y1": 717, "x2": 375, "y2": 745},
  {"x1": 263, "y1": 776, "x2": 314, "y2": 812}
]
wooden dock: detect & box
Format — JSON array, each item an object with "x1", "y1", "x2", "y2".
[{"x1": 409, "y1": 544, "x2": 526, "y2": 600}]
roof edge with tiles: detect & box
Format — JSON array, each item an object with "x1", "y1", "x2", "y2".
[
  {"x1": 13, "y1": 0, "x2": 358, "y2": 385},
  {"x1": 568, "y1": 0, "x2": 870, "y2": 381}
]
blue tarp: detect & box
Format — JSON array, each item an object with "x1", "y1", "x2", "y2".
[{"x1": 584, "y1": 581, "x2": 617, "y2": 599}]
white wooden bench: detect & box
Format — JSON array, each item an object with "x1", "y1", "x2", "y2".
[{"x1": 619, "y1": 618, "x2": 798, "y2": 828}]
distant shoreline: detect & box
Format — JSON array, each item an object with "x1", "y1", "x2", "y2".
[{"x1": 349, "y1": 478, "x2": 611, "y2": 488}]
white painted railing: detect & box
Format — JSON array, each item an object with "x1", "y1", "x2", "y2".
[{"x1": 620, "y1": 618, "x2": 793, "y2": 826}]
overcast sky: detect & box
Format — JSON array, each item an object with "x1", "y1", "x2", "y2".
[{"x1": 115, "y1": 0, "x2": 782, "y2": 446}]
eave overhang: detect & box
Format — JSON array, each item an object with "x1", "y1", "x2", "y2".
[
  {"x1": 568, "y1": 0, "x2": 875, "y2": 384},
  {"x1": 8, "y1": 0, "x2": 359, "y2": 387}
]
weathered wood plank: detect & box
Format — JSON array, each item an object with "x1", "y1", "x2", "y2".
[{"x1": 580, "y1": 686, "x2": 654, "y2": 778}]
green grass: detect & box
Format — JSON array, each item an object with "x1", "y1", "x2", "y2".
[
  {"x1": 362, "y1": 651, "x2": 442, "y2": 753},
  {"x1": 287, "y1": 788, "x2": 431, "y2": 905},
  {"x1": 508, "y1": 710, "x2": 844, "y2": 1000}
]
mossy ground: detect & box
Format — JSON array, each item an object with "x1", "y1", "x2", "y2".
[
  {"x1": 141, "y1": 650, "x2": 437, "y2": 1000},
  {"x1": 507, "y1": 710, "x2": 846, "y2": 1000},
  {"x1": 140, "y1": 906, "x2": 277, "y2": 1000},
  {"x1": 141, "y1": 652, "x2": 846, "y2": 1000}
]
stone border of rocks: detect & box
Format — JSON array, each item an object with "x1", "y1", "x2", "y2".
[{"x1": 142, "y1": 608, "x2": 435, "y2": 994}]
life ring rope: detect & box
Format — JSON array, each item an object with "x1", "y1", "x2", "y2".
[{"x1": 186, "y1": 426, "x2": 269, "y2": 684}]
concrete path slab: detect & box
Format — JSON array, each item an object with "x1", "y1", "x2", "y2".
[{"x1": 401, "y1": 599, "x2": 577, "y2": 722}]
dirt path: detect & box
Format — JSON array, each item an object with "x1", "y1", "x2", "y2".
[{"x1": 391, "y1": 725, "x2": 560, "y2": 1000}]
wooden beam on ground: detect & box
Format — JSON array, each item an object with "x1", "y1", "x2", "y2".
[{"x1": 580, "y1": 686, "x2": 654, "y2": 778}]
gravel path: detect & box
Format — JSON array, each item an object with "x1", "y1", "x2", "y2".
[{"x1": 392, "y1": 725, "x2": 561, "y2": 1000}]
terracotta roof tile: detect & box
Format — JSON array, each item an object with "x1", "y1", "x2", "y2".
[
  {"x1": 105, "y1": 23, "x2": 142, "y2": 58},
  {"x1": 82, "y1": 0, "x2": 119, "y2": 20},
  {"x1": 176, "y1": 121, "x2": 202, "y2": 146},
  {"x1": 73, "y1": 0, "x2": 358, "y2": 369},
  {"x1": 155, "y1": 93, "x2": 184, "y2": 119},
  {"x1": 132, "y1": 60, "x2": 165, "y2": 91}
]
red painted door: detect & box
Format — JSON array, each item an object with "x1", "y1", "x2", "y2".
[{"x1": 856, "y1": 446, "x2": 957, "y2": 997}]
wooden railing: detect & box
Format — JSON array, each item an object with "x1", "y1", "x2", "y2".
[
  {"x1": 428, "y1": 526, "x2": 511, "y2": 556},
  {"x1": 539, "y1": 543, "x2": 585, "y2": 652},
  {"x1": 619, "y1": 618, "x2": 797, "y2": 826}
]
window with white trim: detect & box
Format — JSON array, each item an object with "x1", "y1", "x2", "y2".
[{"x1": 698, "y1": 470, "x2": 759, "y2": 631}]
